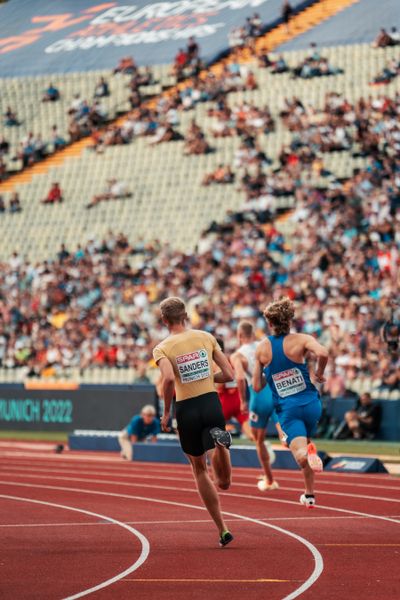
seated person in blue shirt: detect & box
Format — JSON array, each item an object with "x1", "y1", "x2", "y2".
[{"x1": 118, "y1": 405, "x2": 160, "y2": 460}]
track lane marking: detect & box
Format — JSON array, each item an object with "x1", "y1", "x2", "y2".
[
  {"x1": 3, "y1": 514, "x2": 399, "y2": 528},
  {"x1": 0, "y1": 480, "x2": 323, "y2": 600},
  {"x1": 3, "y1": 463, "x2": 400, "y2": 493},
  {"x1": 1, "y1": 456, "x2": 399, "y2": 488},
  {"x1": 0, "y1": 494, "x2": 150, "y2": 600},
  {"x1": 1, "y1": 470, "x2": 400, "y2": 513},
  {"x1": 1, "y1": 453, "x2": 399, "y2": 484},
  {"x1": 122, "y1": 578, "x2": 296, "y2": 583}
]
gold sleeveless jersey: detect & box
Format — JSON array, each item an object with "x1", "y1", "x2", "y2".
[{"x1": 153, "y1": 329, "x2": 221, "y2": 401}]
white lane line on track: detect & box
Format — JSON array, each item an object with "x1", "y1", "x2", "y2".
[
  {"x1": 1, "y1": 452, "x2": 398, "y2": 483},
  {"x1": 2, "y1": 470, "x2": 400, "y2": 509},
  {"x1": 3, "y1": 463, "x2": 400, "y2": 493},
  {"x1": 2, "y1": 514, "x2": 400, "y2": 529},
  {"x1": 0, "y1": 482, "x2": 323, "y2": 600},
  {"x1": 2, "y1": 455, "x2": 399, "y2": 490},
  {"x1": 1, "y1": 477, "x2": 399, "y2": 525},
  {"x1": 0, "y1": 494, "x2": 150, "y2": 600},
  {"x1": 5, "y1": 463, "x2": 400, "y2": 496}
]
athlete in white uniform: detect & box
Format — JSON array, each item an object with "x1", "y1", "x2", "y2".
[{"x1": 231, "y1": 321, "x2": 283, "y2": 491}]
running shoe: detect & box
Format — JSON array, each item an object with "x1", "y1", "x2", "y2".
[
  {"x1": 257, "y1": 477, "x2": 279, "y2": 491},
  {"x1": 265, "y1": 441, "x2": 276, "y2": 464},
  {"x1": 307, "y1": 442, "x2": 323, "y2": 472},
  {"x1": 219, "y1": 530, "x2": 234, "y2": 547},
  {"x1": 210, "y1": 428, "x2": 232, "y2": 449},
  {"x1": 300, "y1": 493, "x2": 316, "y2": 508}
]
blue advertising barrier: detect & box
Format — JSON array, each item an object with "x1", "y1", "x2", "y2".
[
  {"x1": 0, "y1": 0, "x2": 311, "y2": 77},
  {"x1": 69, "y1": 433, "x2": 329, "y2": 469},
  {"x1": 324, "y1": 456, "x2": 388, "y2": 474}
]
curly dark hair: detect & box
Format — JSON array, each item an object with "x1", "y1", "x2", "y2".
[{"x1": 263, "y1": 297, "x2": 295, "y2": 336}]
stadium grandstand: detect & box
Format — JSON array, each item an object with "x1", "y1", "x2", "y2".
[{"x1": 0, "y1": 1, "x2": 398, "y2": 407}]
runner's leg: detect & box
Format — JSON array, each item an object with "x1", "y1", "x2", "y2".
[
  {"x1": 290, "y1": 436, "x2": 314, "y2": 495},
  {"x1": 118, "y1": 430, "x2": 133, "y2": 461},
  {"x1": 252, "y1": 427, "x2": 274, "y2": 484},
  {"x1": 208, "y1": 446, "x2": 231, "y2": 490},
  {"x1": 188, "y1": 453, "x2": 228, "y2": 533}
]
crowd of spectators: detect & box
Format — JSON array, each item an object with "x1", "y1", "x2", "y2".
[
  {"x1": 208, "y1": 100, "x2": 275, "y2": 138},
  {"x1": 0, "y1": 118, "x2": 398, "y2": 389}
]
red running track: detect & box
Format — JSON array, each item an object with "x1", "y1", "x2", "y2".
[{"x1": 0, "y1": 448, "x2": 399, "y2": 600}]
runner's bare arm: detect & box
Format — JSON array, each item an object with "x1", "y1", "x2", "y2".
[
  {"x1": 231, "y1": 352, "x2": 248, "y2": 410},
  {"x1": 303, "y1": 335, "x2": 329, "y2": 383},
  {"x1": 252, "y1": 358, "x2": 266, "y2": 392},
  {"x1": 252, "y1": 342, "x2": 270, "y2": 391},
  {"x1": 213, "y1": 349, "x2": 234, "y2": 384},
  {"x1": 157, "y1": 357, "x2": 175, "y2": 431}
]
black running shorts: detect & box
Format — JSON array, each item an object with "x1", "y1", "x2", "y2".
[{"x1": 175, "y1": 391, "x2": 226, "y2": 457}]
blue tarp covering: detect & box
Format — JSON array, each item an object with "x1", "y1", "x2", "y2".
[
  {"x1": 278, "y1": 0, "x2": 400, "y2": 51},
  {"x1": 0, "y1": 0, "x2": 309, "y2": 77}
]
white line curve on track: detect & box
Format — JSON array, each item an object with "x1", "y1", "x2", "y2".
[
  {"x1": 3, "y1": 463, "x2": 400, "y2": 493},
  {"x1": 2, "y1": 472, "x2": 400, "y2": 520},
  {"x1": 0, "y1": 494, "x2": 150, "y2": 600},
  {"x1": 1, "y1": 451, "x2": 398, "y2": 483},
  {"x1": 0, "y1": 482, "x2": 322, "y2": 600},
  {"x1": 2, "y1": 465, "x2": 400, "y2": 501}
]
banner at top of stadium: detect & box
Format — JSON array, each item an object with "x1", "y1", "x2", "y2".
[{"x1": 0, "y1": 0, "x2": 307, "y2": 77}]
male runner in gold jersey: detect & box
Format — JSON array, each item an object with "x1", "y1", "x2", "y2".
[{"x1": 153, "y1": 297, "x2": 234, "y2": 547}]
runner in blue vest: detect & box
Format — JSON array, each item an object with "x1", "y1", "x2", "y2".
[{"x1": 253, "y1": 298, "x2": 328, "y2": 508}]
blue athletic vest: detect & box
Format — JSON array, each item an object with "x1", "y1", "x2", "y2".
[{"x1": 264, "y1": 335, "x2": 318, "y2": 410}]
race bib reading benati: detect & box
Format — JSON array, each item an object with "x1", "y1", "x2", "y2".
[
  {"x1": 176, "y1": 349, "x2": 210, "y2": 384},
  {"x1": 272, "y1": 368, "x2": 306, "y2": 398}
]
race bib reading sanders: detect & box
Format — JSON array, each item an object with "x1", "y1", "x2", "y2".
[
  {"x1": 272, "y1": 368, "x2": 306, "y2": 398},
  {"x1": 176, "y1": 349, "x2": 210, "y2": 384}
]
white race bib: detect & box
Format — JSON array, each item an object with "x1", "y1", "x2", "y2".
[
  {"x1": 272, "y1": 368, "x2": 306, "y2": 398},
  {"x1": 176, "y1": 349, "x2": 210, "y2": 384}
]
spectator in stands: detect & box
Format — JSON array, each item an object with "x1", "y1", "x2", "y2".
[
  {"x1": 0, "y1": 135, "x2": 10, "y2": 157},
  {"x1": 172, "y1": 48, "x2": 189, "y2": 80},
  {"x1": 113, "y1": 56, "x2": 137, "y2": 75},
  {"x1": 51, "y1": 125, "x2": 66, "y2": 150},
  {"x1": 118, "y1": 404, "x2": 160, "y2": 460},
  {"x1": 370, "y1": 59, "x2": 400, "y2": 85},
  {"x1": 342, "y1": 393, "x2": 382, "y2": 439},
  {"x1": 0, "y1": 158, "x2": 5, "y2": 182},
  {"x1": 187, "y1": 36, "x2": 199, "y2": 61},
  {"x1": 94, "y1": 76, "x2": 110, "y2": 98},
  {"x1": 9, "y1": 192, "x2": 21, "y2": 213},
  {"x1": 390, "y1": 26, "x2": 400, "y2": 44},
  {"x1": 281, "y1": 1, "x2": 293, "y2": 33},
  {"x1": 202, "y1": 164, "x2": 234, "y2": 186},
  {"x1": 42, "y1": 182, "x2": 63, "y2": 204},
  {"x1": 229, "y1": 26, "x2": 246, "y2": 49},
  {"x1": 86, "y1": 179, "x2": 131, "y2": 208},
  {"x1": 184, "y1": 120, "x2": 212, "y2": 155},
  {"x1": 323, "y1": 365, "x2": 346, "y2": 399},
  {"x1": 372, "y1": 28, "x2": 395, "y2": 48},
  {"x1": 133, "y1": 362, "x2": 152, "y2": 384},
  {"x1": 271, "y1": 55, "x2": 289, "y2": 74},
  {"x1": 4, "y1": 106, "x2": 19, "y2": 126},
  {"x1": 42, "y1": 83, "x2": 60, "y2": 102}
]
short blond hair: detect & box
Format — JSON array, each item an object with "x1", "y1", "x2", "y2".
[
  {"x1": 263, "y1": 297, "x2": 295, "y2": 336},
  {"x1": 141, "y1": 404, "x2": 156, "y2": 416},
  {"x1": 237, "y1": 320, "x2": 254, "y2": 338},
  {"x1": 160, "y1": 297, "x2": 187, "y2": 325}
]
